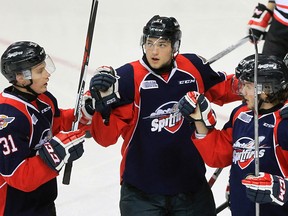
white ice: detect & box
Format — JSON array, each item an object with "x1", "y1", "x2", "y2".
[{"x1": 0, "y1": 0, "x2": 262, "y2": 215}]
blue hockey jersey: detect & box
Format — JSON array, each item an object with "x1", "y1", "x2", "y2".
[
  {"x1": 193, "y1": 103, "x2": 288, "y2": 215},
  {"x1": 0, "y1": 86, "x2": 79, "y2": 216},
  {"x1": 91, "y1": 53, "x2": 240, "y2": 195}
]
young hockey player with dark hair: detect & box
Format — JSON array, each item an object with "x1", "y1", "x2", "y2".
[
  {"x1": 0, "y1": 41, "x2": 92, "y2": 216},
  {"x1": 178, "y1": 54, "x2": 288, "y2": 216},
  {"x1": 248, "y1": 0, "x2": 288, "y2": 59},
  {"x1": 87, "y1": 15, "x2": 241, "y2": 216}
]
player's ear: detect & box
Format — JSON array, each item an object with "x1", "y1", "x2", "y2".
[{"x1": 15, "y1": 72, "x2": 26, "y2": 86}]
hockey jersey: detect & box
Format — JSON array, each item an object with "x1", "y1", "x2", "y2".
[
  {"x1": 267, "y1": 0, "x2": 288, "y2": 41},
  {"x1": 271, "y1": 0, "x2": 288, "y2": 26},
  {"x1": 91, "y1": 53, "x2": 240, "y2": 195},
  {"x1": 193, "y1": 103, "x2": 288, "y2": 216},
  {"x1": 0, "y1": 87, "x2": 76, "y2": 216}
]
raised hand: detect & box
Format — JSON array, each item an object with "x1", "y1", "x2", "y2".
[
  {"x1": 178, "y1": 91, "x2": 216, "y2": 128},
  {"x1": 248, "y1": 3, "x2": 273, "y2": 43},
  {"x1": 89, "y1": 66, "x2": 120, "y2": 125}
]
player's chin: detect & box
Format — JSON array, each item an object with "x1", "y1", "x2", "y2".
[
  {"x1": 39, "y1": 86, "x2": 48, "y2": 94},
  {"x1": 247, "y1": 102, "x2": 254, "y2": 110}
]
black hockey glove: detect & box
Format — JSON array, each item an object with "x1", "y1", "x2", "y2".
[
  {"x1": 89, "y1": 66, "x2": 120, "y2": 125},
  {"x1": 242, "y1": 172, "x2": 288, "y2": 206},
  {"x1": 178, "y1": 91, "x2": 216, "y2": 129},
  {"x1": 38, "y1": 130, "x2": 85, "y2": 172},
  {"x1": 248, "y1": 3, "x2": 273, "y2": 43}
]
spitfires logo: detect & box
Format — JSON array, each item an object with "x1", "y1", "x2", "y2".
[
  {"x1": 144, "y1": 101, "x2": 183, "y2": 133},
  {"x1": 0, "y1": 114, "x2": 15, "y2": 130},
  {"x1": 232, "y1": 136, "x2": 270, "y2": 169}
]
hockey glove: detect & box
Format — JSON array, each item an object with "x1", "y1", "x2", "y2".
[
  {"x1": 248, "y1": 3, "x2": 273, "y2": 43},
  {"x1": 178, "y1": 91, "x2": 216, "y2": 128},
  {"x1": 197, "y1": 94, "x2": 217, "y2": 129},
  {"x1": 79, "y1": 91, "x2": 95, "y2": 125},
  {"x1": 38, "y1": 130, "x2": 85, "y2": 172},
  {"x1": 280, "y1": 102, "x2": 288, "y2": 119},
  {"x1": 89, "y1": 66, "x2": 120, "y2": 125},
  {"x1": 242, "y1": 172, "x2": 288, "y2": 206},
  {"x1": 178, "y1": 91, "x2": 199, "y2": 122}
]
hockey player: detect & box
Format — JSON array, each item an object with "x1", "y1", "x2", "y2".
[
  {"x1": 88, "y1": 15, "x2": 240, "y2": 216},
  {"x1": 0, "y1": 41, "x2": 92, "y2": 216},
  {"x1": 248, "y1": 0, "x2": 288, "y2": 59},
  {"x1": 179, "y1": 54, "x2": 288, "y2": 216}
]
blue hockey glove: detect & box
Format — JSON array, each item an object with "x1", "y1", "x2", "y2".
[
  {"x1": 248, "y1": 3, "x2": 273, "y2": 43},
  {"x1": 178, "y1": 91, "x2": 216, "y2": 128},
  {"x1": 242, "y1": 172, "x2": 288, "y2": 206},
  {"x1": 178, "y1": 91, "x2": 199, "y2": 122},
  {"x1": 38, "y1": 130, "x2": 85, "y2": 172},
  {"x1": 89, "y1": 66, "x2": 120, "y2": 125}
]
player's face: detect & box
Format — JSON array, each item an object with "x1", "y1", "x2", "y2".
[
  {"x1": 30, "y1": 62, "x2": 51, "y2": 94},
  {"x1": 240, "y1": 81, "x2": 255, "y2": 109},
  {"x1": 144, "y1": 37, "x2": 173, "y2": 69}
]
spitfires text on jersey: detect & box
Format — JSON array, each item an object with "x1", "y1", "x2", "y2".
[{"x1": 146, "y1": 101, "x2": 183, "y2": 133}]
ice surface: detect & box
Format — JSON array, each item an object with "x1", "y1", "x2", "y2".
[{"x1": 0, "y1": 0, "x2": 262, "y2": 215}]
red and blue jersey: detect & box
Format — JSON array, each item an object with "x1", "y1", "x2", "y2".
[
  {"x1": 0, "y1": 86, "x2": 76, "y2": 216},
  {"x1": 91, "y1": 53, "x2": 240, "y2": 195},
  {"x1": 193, "y1": 103, "x2": 288, "y2": 216},
  {"x1": 267, "y1": 0, "x2": 288, "y2": 44},
  {"x1": 272, "y1": 0, "x2": 288, "y2": 26}
]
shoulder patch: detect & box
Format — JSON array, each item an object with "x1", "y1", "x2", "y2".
[
  {"x1": 0, "y1": 115, "x2": 15, "y2": 130},
  {"x1": 238, "y1": 112, "x2": 253, "y2": 123}
]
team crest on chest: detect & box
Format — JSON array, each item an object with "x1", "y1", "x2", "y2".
[
  {"x1": 232, "y1": 136, "x2": 269, "y2": 169},
  {"x1": 144, "y1": 101, "x2": 183, "y2": 133}
]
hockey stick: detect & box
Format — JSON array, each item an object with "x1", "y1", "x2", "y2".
[
  {"x1": 216, "y1": 201, "x2": 229, "y2": 214},
  {"x1": 206, "y1": 36, "x2": 250, "y2": 210},
  {"x1": 207, "y1": 35, "x2": 249, "y2": 64},
  {"x1": 208, "y1": 168, "x2": 229, "y2": 214},
  {"x1": 206, "y1": 37, "x2": 250, "y2": 188},
  {"x1": 208, "y1": 168, "x2": 231, "y2": 214},
  {"x1": 208, "y1": 169, "x2": 230, "y2": 214},
  {"x1": 208, "y1": 168, "x2": 223, "y2": 188},
  {"x1": 62, "y1": 0, "x2": 99, "y2": 185},
  {"x1": 250, "y1": 29, "x2": 260, "y2": 216}
]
